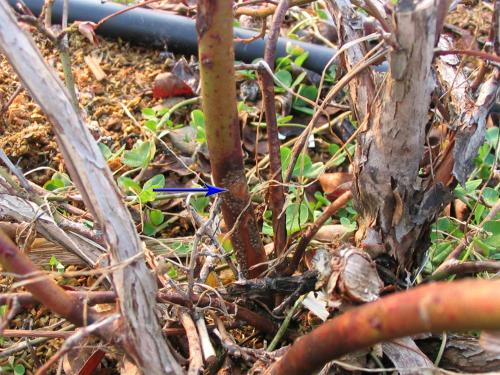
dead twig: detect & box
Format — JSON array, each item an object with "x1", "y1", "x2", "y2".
[
  {"x1": 195, "y1": 313, "x2": 216, "y2": 365},
  {"x1": 430, "y1": 260, "x2": 500, "y2": 281},
  {"x1": 235, "y1": 0, "x2": 313, "y2": 18},
  {"x1": 179, "y1": 311, "x2": 204, "y2": 375},
  {"x1": 0, "y1": 84, "x2": 23, "y2": 115},
  {"x1": 35, "y1": 314, "x2": 119, "y2": 375}
]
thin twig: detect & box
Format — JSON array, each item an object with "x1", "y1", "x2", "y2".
[
  {"x1": 95, "y1": 0, "x2": 164, "y2": 29},
  {"x1": 0, "y1": 84, "x2": 23, "y2": 115},
  {"x1": 195, "y1": 314, "x2": 216, "y2": 365},
  {"x1": 258, "y1": 0, "x2": 289, "y2": 257},
  {"x1": 179, "y1": 311, "x2": 204, "y2": 374},
  {"x1": 35, "y1": 314, "x2": 119, "y2": 375},
  {"x1": 430, "y1": 260, "x2": 500, "y2": 281},
  {"x1": 267, "y1": 294, "x2": 305, "y2": 351}
]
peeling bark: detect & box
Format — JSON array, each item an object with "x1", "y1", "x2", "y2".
[
  {"x1": 345, "y1": 0, "x2": 441, "y2": 270},
  {"x1": 326, "y1": 0, "x2": 376, "y2": 122},
  {"x1": 453, "y1": 71, "x2": 499, "y2": 185},
  {"x1": 434, "y1": 35, "x2": 499, "y2": 185},
  {"x1": 197, "y1": 0, "x2": 267, "y2": 278},
  {"x1": 418, "y1": 335, "x2": 500, "y2": 372}
]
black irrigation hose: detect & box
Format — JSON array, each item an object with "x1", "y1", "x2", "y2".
[{"x1": 9, "y1": 0, "x2": 338, "y2": 74}]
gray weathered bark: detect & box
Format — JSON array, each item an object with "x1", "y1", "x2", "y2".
[
  {"x1": 0, "y1": 3, "x2": 182, "y2": 374},
  {"x1": 329, "y1": 0, "x2": 443, "y2": 271}
]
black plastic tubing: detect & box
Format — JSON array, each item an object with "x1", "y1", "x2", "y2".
[{"x1": 8, "y1": 0, "x2": 337, "y2": 73}]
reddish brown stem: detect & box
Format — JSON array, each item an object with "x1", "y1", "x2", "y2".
[
  {"x1": 258, "y1": 0, "x2": 289, "y2": 257},
  {"x1": 0, "y1": 229, "x2": 102, "y2": 327},
  {"x1": 266, "y1": 279, "x2": 500, "y2": 375},
  {"x1": 435, "y1": 49, "x2": 500, "y2": 64},
  {"x1": 0, "y1": 290, "x2": 116, "y2": 306},
  {"x1": 282, "y1": 191, "x2": 351, "y2": 275},
  {"x1": 0, "y1": 289, "x2": 277, "y2": 334},
  {"x1": 197, "y1": 0, "x2": 267, "y2": 278},
  {"x1": 363, "y1": 0, "x2": 391, "y2": 33},
  {"x1": 95, "y1": 0, "x2": 162, "y2": 29},
  {"x1": 158, "y1": 291, "x2": 277, "y2": 334}
]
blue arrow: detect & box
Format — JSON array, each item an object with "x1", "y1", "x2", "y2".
[{"x1": 153, "y1": 183, "x2": 228, "y2": 197}]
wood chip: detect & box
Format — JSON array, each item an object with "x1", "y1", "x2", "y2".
[{"x1": 84, "y1": 55, "x2": 106, "y2": 81}]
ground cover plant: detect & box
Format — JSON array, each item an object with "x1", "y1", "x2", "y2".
[{"x1": 0, "y1": 0, "x2": 499, "y2": 374}]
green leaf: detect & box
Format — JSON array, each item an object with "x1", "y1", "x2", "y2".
[
  {"x1": 276, "y1": 55, "x2": 292, "y2": 70},
  {"x1": 436, "y1": 217, "x2": 460, "y2": 234},
  {"x1": 314, "y1": 191, "x2": 330, "y2": 207},
  {"x1": 482, "y1": 187, "x2": 499, "y2": 207},
  {"x1": 49, "y1": 255, "x2": 58, "y2": 267},
  {"x1": 485, "y1": 127, "x2": 499, "y2": 149},
  {"x1": 139, "y1": 189, "x2": 156, "y2": 204},
  {"x1": 294, "y1": 85, "x2": 318, "y2": 108},
  {"x1": 280, "y1": 146, "x2": 292, "y2": 178},
  {"x1": 293, "y1": 152, "x2": 312, "y2": 177},
  {"x1": 465, "y1": 179, "x2": 483, "y2": 194},
  {"x1": 473, "y1": 204, "x2": 486, "y2": 224},
  {"x1": 262, "y1": 221, "x2": 273, "y2": 236},
  {"x1": 340, "y1": 217, "x2": 357, "y2": 232},
  {"x1": 143, "y1": 174, "x2": 165, "y2": 191},
  {"x1": 304, "y1": 162, "x2": 324, "y2": 179},
  {"x1": 149, "y1": 209, "x2": 164, "y2": 226},
  {"x1": 167, "y1": 265, "x2": 178, "y2": 279},
  {"x1": 431, "y1": 242, "x2": 454, "y2": 265},
  {"x1": 14, "y1": 364, "x2": 25, "y2": 375},
  {"x1": 143, "y1": 222, "x2": 156, "y2": 236},
  {"x1": 190, "y1": 109, "x2": 206, "y2": 143},
  {"x1": 294, "y1": 51, "x2": 309, "y2": 67},
  {"x1": 43, "y1": 179, "x2": 65, "y2": 191},
  {"x1": 483, "y1": 220, "x2": 500, "y2": 251},
  {"x1": 277, "y1": 115, "x2": 294, "y2": 124},
  {"x1": 123, "y1": 141, "x2": 154, "y2": 168},
  {"x1": 170, "y1": 242, "x2": 191, "y2": 255},
  {"x1": 117, "y1": 177, "x2": 141, "y2": 195},
  {"x1": 473, "y1": 237, "x2": 494, "y2": 257},
  {"x1": 141, "y1": 107, "x2": 156, "y2": 118},
  {"x1": 44, "y1": 172, "x2": 72, "y2": 191},
  {"x1": 98, "y1": 143, "x2": 112, "y2": 160},
  {"x1": 291, "y1": 71, "x2": 307, "y2": 88},
  {"x1": 53, "y1": 172, "x2": 72, "y2": 186},
  {"x1": 286, "y1": 202, "x2": 309, "y2": 235},
  {"x1": 191, "y1": 196, "x2": 209, "y2": 213},
  {"x1": 328, "y1": 143, "x2": 348, "y2": 166},
  {"x1": 275, "y1": 70, "x2": 293, "y2": 88},
  {"x1": 144, "y1": 119, "x2": 158, "y2": 132}
]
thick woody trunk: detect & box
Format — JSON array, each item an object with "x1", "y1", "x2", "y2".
[
  {"x1": 330, "y1": 0, "x2": 442, "y2": 271},
  {"x1": 197, "y1": 0, "x2": 267, "y2": 278}
]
